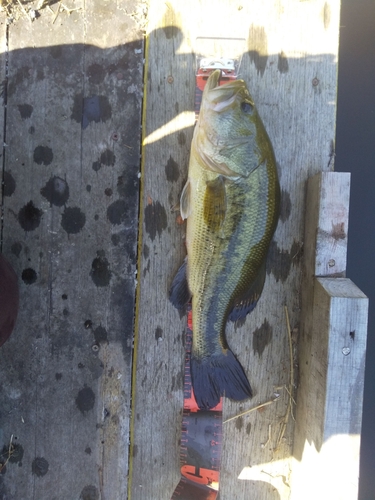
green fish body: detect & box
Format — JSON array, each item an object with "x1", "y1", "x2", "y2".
[{"x1": 170, "y1": 70, "x2": 280, "y2": 409}]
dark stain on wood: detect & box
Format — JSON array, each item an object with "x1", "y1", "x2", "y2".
[
  {"x1": 331, "y1": 221, "x2": 346, "y2": 241},
  {"x1": 33, "y1": 145, "x2": 53, "y2": 166},
  {"x1": 75, "y1": 386, "x2": 96, "y2": 414},
  {"x1": 267, "y1": 240, "x2": 303, "y2": 282},
  {"x1": 278, "y1": 51, "x2": 289, "y2": 74},
  {"x1": 155, "y1": 326, "x2": 163, "y2": 341},
  {"x1": 117, "y1": 170, "x2": 139, "y2": 198},
  {"x1": 92, "y1": 149, "x2": 116, "y2": 172},
  {"x1": 143, "y1": 259, "x2": 150, "y2": 277},
  {"x1": 101, "y1": 149, "x2": 115, "y2": 166},
  {"x1": 93, "y1": 325, "x2": 108, "y2": 344},
  {"x1": 143, "y1": 244, "x2": 150, "y2": 259},
  {"x1": 90, "y1": 252, "x2": 112, "y2": 287},
  {"x1": 21, "y1": 268, "x2": 37, "y2": 285},
  {"x1": 61, "y1": 207, "x2": 86, "y2": 234},
  {"x1": 17, "y1": 103, "x2": 33, "y2": 119},
  {"x1": 246, "y1": 422, "x2": 252, "y2": 435},
  {"x1": 111, "y1": 234, "x2": 120, "y2": 246},
  {"x1": 253, "y1": 319, "x2": 273, "y2": 356},
  {"x1": 41, "y1": 176, "x2": 69, "y2": 206},
  {"x1": 171, "y1": 371, "x2": 183, "y2": 391},
  {"x1": 32, "y1": 457, "x2": 49, "y2": 477},
  {"x1": 79, "y1": 484, "x2": 99, "y2": 500},
  {"x1": 248, "y1": 25, "x2": 269, "y2": 76},
  {"x1": 92, "y1": 161, "x2": 101, "y2": 172},
  {"x1": 177, "y1": 131, "x2": 186, "y2": 145},
  {"x1": 165, "y1": 155, "x2": 180, "y2": 182},
  {"x1": 18, "y1": 201, "x2": 43, "y2": 231},
  {"x1": 235, "y1": 416, "x2": 244, "y2": 431},
  {"x1": 107, "y1": 199, "x2": 129, "y2": 225},
  {"x1": 109, "y1": 279, "x2": 135, "y2": 358},
  {"x1": 3, "y1": 171, "x2": 16, "y2": 197},
  {"x1": 280, "y1": 189, "x2": 291, "y2": 222},
  {"x1": 144, "y1": 201, "x2": 167, "y2": 241}
]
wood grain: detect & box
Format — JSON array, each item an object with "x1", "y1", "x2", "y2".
[
  {"x1": 0, "y1": 2, "x2": 144, "y2": 498},
  {"x1": 130, "y1": 1, "x2": 342, "y2": 499}
]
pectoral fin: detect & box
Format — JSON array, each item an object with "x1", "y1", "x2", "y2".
[
  {"x1": 228, "y1": 260, "x2": 266, "y2": 323},
  {"x1": 203, "y1": 176, "x2": 226, "y2": 232},
  {"x1": 180, "y1": 179, "x2": 191, "y2": 220}
]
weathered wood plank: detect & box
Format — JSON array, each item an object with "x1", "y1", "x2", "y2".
[
  {"x1": 0, "y1": 2, "x2": 144, "y2": 498},
  {"x1": 131, "y1": 1, "x2": 341, "y2": 499},
  {"x1": 291, "y1": 278, "x2": 368, "y2": 500},
  {"x1": 303, "y1": 171, "x2": 351, "y2": 277},
  {"x1": 291, "y1": 172, "x2": 368, "y2": 500}
]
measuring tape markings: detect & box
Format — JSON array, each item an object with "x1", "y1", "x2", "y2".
[{"x1": 171, "y1": 307, "x2": 222, "y2": 499}]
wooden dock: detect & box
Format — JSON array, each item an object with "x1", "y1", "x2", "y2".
[{"x1": 0, "y1": 1, "x2": 368, "y2": 499}]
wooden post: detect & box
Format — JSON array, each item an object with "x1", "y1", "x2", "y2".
[{"x1": 291, "y1": 172, "x2": 368, "y2": 500}]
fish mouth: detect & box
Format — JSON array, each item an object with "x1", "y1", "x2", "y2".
[{"x1": 203, "y1": 70, "x2": 248, "y2": 111}]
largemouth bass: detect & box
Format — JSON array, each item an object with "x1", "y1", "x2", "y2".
[{"x1": 170, "y1": 70, "x2": 280, "y2": 410}]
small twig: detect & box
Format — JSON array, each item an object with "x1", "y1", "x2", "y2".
[
  {"x1": 52, "y1": 0, "x2": 61, "y2": 23},
  {"x1": 262, "y1": 424, "x2": 272, "y2": 448},
  {"x1": 0, "y1": 435, "x2": 14, "y2": 472},
  {"x1": 223, "y1": 398, "x2": 279, "y2": 424},
  {"x1": 61, "y1": 3, "x2": 82, "y2": 15},
  {"x1": 274, "y1": 306, "x2": 295, "y2": 450},
  {"x1": 16, "y1": 0, "x2": 32, "y2": 22}
]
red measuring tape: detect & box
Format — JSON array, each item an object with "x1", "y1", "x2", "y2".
[
  {"x1": 171, "y1": 306, "x2": 222, "y2": 500},
  {"x1": 171, "y1": 59, "x2": 239, "y2": 500}
]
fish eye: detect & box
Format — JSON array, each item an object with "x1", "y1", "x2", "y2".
[{"x1": 241, "y1": 101, "x2": 253, "y2": 113}]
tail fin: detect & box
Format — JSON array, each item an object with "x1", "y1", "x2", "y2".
[{"x1": 190, "y1": 350, "x2": 252, "y2": 410}]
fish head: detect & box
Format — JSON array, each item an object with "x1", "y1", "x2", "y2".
[{"x1": 194, "y1": 69, "x2": 272, "y2": 178}]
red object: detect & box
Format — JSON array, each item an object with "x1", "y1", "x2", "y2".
[
  {"x1": 0, "y1": 254, "x2": 19, "y2": 347},
  {"x1": 181, "y1": 465, "x2": 219, "y2": 489},
  {"x1": 196, "y1": 67, "x2": 237, "y2": 92}
]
